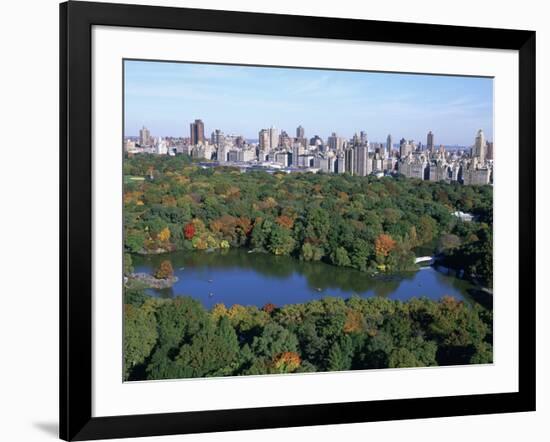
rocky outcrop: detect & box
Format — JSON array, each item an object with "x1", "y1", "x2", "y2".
[{"x1": 128, "y1": 272, "x2": 178, "y2": 289}]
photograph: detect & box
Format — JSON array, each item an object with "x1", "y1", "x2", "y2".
[{"x1": 122, "y1": 60, "x2": 494, "y2": 382}]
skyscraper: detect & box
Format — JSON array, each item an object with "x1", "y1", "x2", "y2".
[
  {"x1": 211, "y1": 129, "x2": 225, "y2": 146},
  {"x1": 327, "y1": 132, "x2": 345, "y2": 151},
  {"x1": 190, "y1": 119, "x2": 205, "y2": 146},
  {"x1": 354, "y1": 144, "x2": 370, "y2": 176},
  {"x1": 336, "y1": 151, "x2": 346, "y2": 174},
  {"x1": 473, "y1": 129, "x2": 486, "y2": 163},
  {"x1": 269, "y1": 126, "x2": 279, "y2": 149},
  {"x1": 386, "y1": 134, "x2": 393, "y2": 158},
  {"x1": 279, "y1": 130, "x2": 292, "y2": 148},
  {"x1": 345, "y1": 147, "x2": 355, "y2": 175},
  {"x1": 258, "y1": 129, "x2": 270, "y2": 149},
  {"x1": 296, "y1": 125, "x2": 305, "y2": 138},
  {"x1": 139, "y1": 126, "x2": 151, "y2": 146},
  {"x1": 427, "y1": 131, "x2": 434, "y2": 152},
  {"x1": 399, "y1": 138, "x2": 412, "y2": 158}
]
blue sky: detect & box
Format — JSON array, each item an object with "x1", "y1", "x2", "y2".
[{"x1": 124, "y1": 60, "x2": 493, "y2": 146}]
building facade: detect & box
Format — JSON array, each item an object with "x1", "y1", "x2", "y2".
[{"x1": 190, "y1": 119, "x2": 205, "y2": 146}]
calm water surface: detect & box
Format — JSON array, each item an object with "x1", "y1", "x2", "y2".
[{"x1": 133, "y1": 249, "x2": 482, "y2": 309}]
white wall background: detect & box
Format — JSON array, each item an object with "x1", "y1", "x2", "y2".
[{"x1": 0, "y1": 0, "x2": 547, "y2": 441}]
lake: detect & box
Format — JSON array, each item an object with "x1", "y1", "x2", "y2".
[{"x1": 132, "y1": 249, "x2": 486, "y2": 309}]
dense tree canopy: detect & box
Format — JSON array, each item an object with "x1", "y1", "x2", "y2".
[
  {"x1": 124, "y1": 155, "x2": 492, "y2": 284},
  {"x1": 124, "y1": 292, "x2": 493, "y2": 381}
]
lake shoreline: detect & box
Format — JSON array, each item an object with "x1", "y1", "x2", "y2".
[
  {"x1": 126, "y1": 272, "x2": 178, "y2": 289},
  {"x1": 131, "y1": 248, "x2": 489, "y2": 309}
]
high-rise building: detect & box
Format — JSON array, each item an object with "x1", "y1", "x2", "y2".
[
  {"x1": 354, "y1": 144, "x2": 370, "y2": 176},
  {"x1": 336, "y1": 151, "x2": 346, "y2": 174},
  {"x1": 327, "y1": 132, "x2": 345, "y2": 151},
  {"x1": 386, "y1": 134, "x2": 393, "y2": 158},
  {"x1": 399, "y1": 154, "x2": 428, "y2": 180},
  {"x1": 486, "y1": 141, "x2": 494, "y2": 160},
  {"x1": 235, "y1": 135, "x2": 245, "y2": 148},
  {"x1": 259, "y1": 129, "x2": 270, "y2": 149},
  {"x1": 345, "y1": 148, "x2": 355, "y2": 175},
  {"x1": 309, "y1": 135, "x2": 323, "y2": 147},
  {"x1": 190, "y1": 119, "x2": 205, "y2": 146},
  {"x1": 427, "y1": 131, "x2": 434, "y2": 152},
  {"x1": 217, "y1": 144, "x2": 228, "y2": 163},
  {"x1": 139, "y1": 126, "x2": 151, "y2": 146},
  {"x1": 279, "y1": 130, "x2": 291, "y2": 148},
  {"x1": 360, "y1": 131, "x2": 368, "y2": 145},
  {"x1": 296, "y1": 125, "x2": 305, "y2": 139},
  {"x1": 211, "y1": 129, "x2": 225, "y2": 146},
  {"x1": 269, "y1": 126, "x2": 279, "y2": 149},
  {"x1": 463, "y1": 162, "x2": 491, "y2": 185},
  {"x1": 155, "y1": 137, "x2": 168, "y2": 155},
  {"x1": 399, "y1": 138, "x2": 412, "y2": 158},
  {"x1": 473, "y1": 129, "x2": 487, "y2": 163}
]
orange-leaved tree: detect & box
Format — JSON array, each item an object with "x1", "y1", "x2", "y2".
[
  {"x1": 154, "y1": 260, "x2": 173, "y2": 279},
  {"x1": 272, "y1": 351, "x2": 301, "y2": 373},
  {"x1": 375, "y1": 233, "x2": 397, "y2": 257}
]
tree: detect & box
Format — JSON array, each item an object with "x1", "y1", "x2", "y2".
[
  {"x1": 330, "y1": 247, "x2": 352, "y2": 267},
  {"x1": 157, "y1": 226, "x2": 171, "y2": 242},
  {"x1": 272, "y1": 351, "x2": 301, "y2": 373},
  {"x1": 154, "y1": 260, "x2": 174, "y2": 279},
  {"x1": 299, "y1": 242, "x2": 324, "y2": 261},
  {"x1": 438, "y1": 233, "x2": 461, "y2": 253},
  {"x1": 388, "y1": 347, "x2": 422, "y2": 368},
  {"x1": 417, "y1": 215, "x2": 438, "y2": 245},
  {"x1": 262, "y1": 303, "x2": 276, "y2": 314},
  {"x1": 267, "y1": 225, "x2": 296, "y2": 256},
  {"x1": 124, "y1": 304, "x2": 158, "y2": 379},
  {"x1": 375, "y1": 234, "x2": 396, "y2": 258},
  {"x1": 183, "y1": 222, "x2": 195, "y2": 240},
  {"x1": 125, "y1": 231, "x2": 146, "y2": 253},
  {"x1": 327, "y1": 335, "x2": 353, "y2": 371},
  {"x1": 124, "y1": 253, "x2": 133, "y2": 275},
  {"x1": 174, "y1": 316, "x2": 239, "y2": 378},
  {"x1": 276, "y1": 215, "x2": 294, "y2": 230},
  {"x1": 251, "y1": 323, "x2": 299, "y2": 359}
]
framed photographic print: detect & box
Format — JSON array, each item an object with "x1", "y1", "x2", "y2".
[{"x1": 60, "y1": 1, "x2": 536, "y2": 440}]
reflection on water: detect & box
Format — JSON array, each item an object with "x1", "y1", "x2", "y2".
[{"x1": 132, "y1": 249, "x2": 481, "y2": 309}]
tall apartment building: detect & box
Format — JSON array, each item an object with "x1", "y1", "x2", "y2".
[
  {"x1": 190, "y1": 119, "x2": 205, "y2": 146},
  {"x1": 139, "y1": 126, "x2": 151, "y2": 146}
]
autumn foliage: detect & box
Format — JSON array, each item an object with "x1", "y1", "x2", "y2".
[
  {"x1": 184, "y1": 222, "x2": 195, "y2": 240},
  {"x1": 343, "y1": 309, "x2": 364, "y2": 333},
  {"x1": 375, "y1": 234, "x2": 397, "y2": 257},
  {"x1": 262, "y1": 303, "x2": 276, "y2": 314},
  {"x1": 157, "y1": 227, "x2": 171, "y2": 242},
  {"x1": 154, "y1": 260, "x2": 174, "y2": 279},
  {"x1": 272, "y1": 351, "x2": 301, "y2": 372},
  {"x1": 275, "y1": 215, "x2": 294, "y2": 230}
]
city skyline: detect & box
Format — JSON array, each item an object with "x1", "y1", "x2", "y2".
[{"x1": 124, "y1": 60, "x2": 493, "y2": 146}]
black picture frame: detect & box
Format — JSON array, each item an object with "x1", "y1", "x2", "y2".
[{"x1": 60, "y1": 1, "x2": 536, "y2": 440}]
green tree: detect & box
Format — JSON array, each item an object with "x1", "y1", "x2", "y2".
[
  {"x1": 267, "y1": 225, "x2": 296, "y2": 256},
  {"x1": 174, "y1": 316, "x2": 239, "y2": 378},
  {"x1": 330, "y1": 247, "x2": 352, "y2": 267},
  {"x1": 327, "y1": 335, "x2": 354, "y2": 371},
  {"x1": 124, "y1": 304, "x2": 158, "y2": 380}
]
